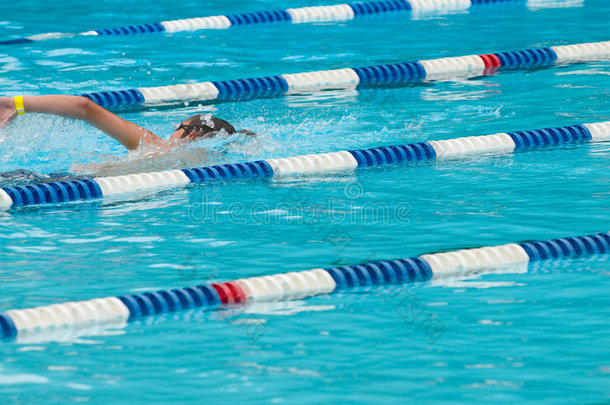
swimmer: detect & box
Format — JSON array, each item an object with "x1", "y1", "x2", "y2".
[
  {"x1": 0, "y1": 95, "x2": 254, "y2": 178},
  {"x1": 0, "y1": 95, "x2": 244, "y2": 150}
]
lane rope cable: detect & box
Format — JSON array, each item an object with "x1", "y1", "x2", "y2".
[
  {"x1": 1, "y1": 230, "x2": 607, "y2": 341},
  {"x1": 1, "y1": 120, "x2": 608, "y2": 210},
  {"x1": 71, "y1": 40, "x2": 610, "y2": 110},
  {"x1": 0, "y1": 0, "x2": 585, "y2": 46}
]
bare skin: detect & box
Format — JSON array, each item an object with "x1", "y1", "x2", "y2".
[
  {"x1": 0, "y1": 95, "x2": 202, "y2": 151},
  {"x1": 0, "y1": 95, "x2": 255, "y2": 177}
]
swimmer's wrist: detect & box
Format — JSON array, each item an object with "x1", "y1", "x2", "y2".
[{"x1": 13, "y1": 96, "x2": 26, "y2": 115}]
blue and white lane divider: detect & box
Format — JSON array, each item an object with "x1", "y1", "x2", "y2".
[
  {"x1": 0, "y1": 0, "x2": 582, "y2": 46},
  {"x1": 1, "y1": 230, "x2": 608, "y2": 341},
  {"x1": 1, "y1": 120, "x2": 608, "y2": 210},
  {"x1": 76, "y1": 40, "x2": 610, "y2": 109}
]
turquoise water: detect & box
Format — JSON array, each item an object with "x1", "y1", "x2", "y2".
[{"x1": 1, "y1": 0, "x2": 610, "y2": 403}]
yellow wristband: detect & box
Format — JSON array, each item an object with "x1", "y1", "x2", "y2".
[{"x1": 14, "y1": 96, "x2": 25, "y2": 115}]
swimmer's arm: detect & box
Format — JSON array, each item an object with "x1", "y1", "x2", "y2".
[{"x1": 1, "y1": 95, "x2": 168, "y2": 151}]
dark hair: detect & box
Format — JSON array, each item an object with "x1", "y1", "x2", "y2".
[{"x1": 181, "y1": 114, "x2": 237, "y2": 139}]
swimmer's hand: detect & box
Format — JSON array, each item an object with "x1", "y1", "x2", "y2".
[{"x1": 0, "y1": 97, "x2": 17, "y2": 128}]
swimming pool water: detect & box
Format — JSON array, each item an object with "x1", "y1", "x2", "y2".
[{"x1": 0, "y1": 0, "x2": 609, "y2": 403}]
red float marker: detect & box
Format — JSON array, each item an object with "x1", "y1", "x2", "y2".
[
  {"x1": 478, "y1": 53, "x2": 502, "y2": 75},
  {"x1": 211, "y1": 282, "x2": 247, "y2": 305}
]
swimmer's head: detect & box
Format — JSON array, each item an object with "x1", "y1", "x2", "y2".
[{"x1": 170, "y1": 114, "x2": 237, "y2": 141}]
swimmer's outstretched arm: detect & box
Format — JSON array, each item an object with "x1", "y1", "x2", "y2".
[{"x1": 0, "y1": 95, "x2": 169, "y2": 151}]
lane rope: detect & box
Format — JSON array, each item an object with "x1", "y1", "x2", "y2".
[
  {"x1": 1, "y1": 120, "x2": 608, "y2": 210},
  {"x1": 0, "y1": 0, "x2": 584, "y2": 46},
  {"x1": 1, "y1": 230, "x2": 607, "y2": 341},
  {"x1": 72, "y1": 40, "x2": 610, "y2": 109}
]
